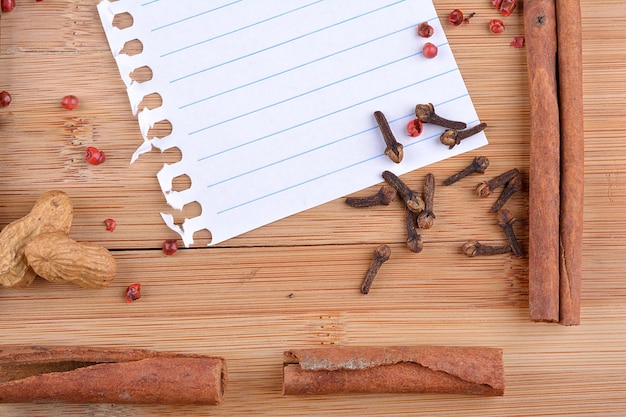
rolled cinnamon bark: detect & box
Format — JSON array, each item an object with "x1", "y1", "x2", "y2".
[
  {"x1": 524, "y1": 0, "x2": 561, "y2": 323},
  {"x1": 283, "y1": 346, "x2": 504, "y2": 396},
  {"x1": 556, "y1": 0, "x2": 584, "y2": 326},
  {"x1": 0, "y1": 345, "x2": 226, "y2": 405}
]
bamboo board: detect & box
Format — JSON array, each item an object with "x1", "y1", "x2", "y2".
[{"x1": 1, "y1": 1, "x2": 626, "y2": 415}]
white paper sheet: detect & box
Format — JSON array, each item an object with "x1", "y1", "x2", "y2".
[{"x1": 97, "y1": 0, "x2": 487, "y2": 246}]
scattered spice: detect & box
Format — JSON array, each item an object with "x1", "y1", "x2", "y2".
[
  {"x1": 405, "y1": 209, "x2": 423, "y2": 253},
  {"x1": 415, "y1": 103, "x2": 466, "y2": 130},
  {"x1": 0, "y1": 91, "x2": 12, "y2": 107},
  {"x1": 1, "y1": 0, "x2": 15, "y2": 12},
  {"x1": 462, "y1": 240, "x2": 512, "y2": 257},
  {"x1": 498, "y1": 0, "x2": 517, "y2": 16},
  {"x1": 84, "y1": 146, "x2": 106, "y2": 165},
  {"x1": 406, "y1": 119, "x2": 423, "y2": 137},
  {"x1": 510, "y1": 36, "x2": 525, "y2": 48},
  {"x1": 61, "y1": 95, "x2": 79, "y2": 110},
  {"x1": 439, "y1": 122, "x2": 487, "y2": 149},
  {"x1": 497, "y1": 209, "x2": 522, "y2": 257},
  {"x1": 422, "y1": 42, "x2": 438, "y2": 59},
  {"x1": 448, "y1": 9, "x2": 464, "y2": 26},
  {"x1": 360, "y1": 244, "x2": 391, "y2": 294},
  {"x1": 373, "y1": 110, "x2": 403, "y2": 163},
  {"x1": 417, "y1": 22, "x2": 434, "y2": 38},
  {"x1": 416, "y1": 173, "x2": 436, "y2": 229},
  {"x1": 162, "y1": 239, "x2": 178, "y2": 255},
  {"x1": 489, "y1": 19, "x2": 505, "y2": 34},
  {"x1": 345, "y1": 185, "x2": 397, "y2": 208},
  {"x1": 382, "y1": 170, "x2": 424, "y2": 214},
  {"x1": 476, "y1": 168, "x2": 520, "y2": 198},
  {"x1": 124, "y1": 283, "x2": 142, "y2": 303},
  {"x1": 490, "y1": 173, "x2": 521, "y2": 212},
  {"x1": 103, "y1": 218, "x2": 117, "y2": 232},
  {"x1": 443, "y1": 156, "x2": 490, "y2": 186}
]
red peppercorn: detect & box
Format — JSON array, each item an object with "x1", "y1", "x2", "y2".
[
  {"x1": 422, "y1": 42, "x2": 438, "y2": 59},
  {"x1": 162, "y1": 239, "x2": 178, "y2": 255},
  {"x1": 85, "y1": 146, "x2": 106, "y2": 165},
  {"x1": 489, "y1": 19, "x2": 505, "y2": 34},
  {"x1": 125, "y1": 283, "x2": 141, "y2": 303},
  {"x1": 417, "y1": 22, "x2": 434, "y2": 38},
  {"x1": 61, "y1": 95, "x2": 79, "y2": 110},
  {"x1": 499, "y1": 0, "x2": 517, "y2": 17},
  {"x1": 0, "y1": 91, "x2": 12, "y2": 107},
  {"x1": 1, "y1": 0, "x2": 15, "y2": 12},
  {"x1": 510, "y1": 36, "x2": 525, "y2": 48},
  {"x1": 448, "y1": 9, "x2": 464, "y2": 26},
  {"x1": 103, "y1": 218, "x2": 117, "y2": 232},
  {"x1": 492, "y1": 0, "x2": 503, "y2": 8},
  {"x1": 406, "y1": 119, "x2": 423, "y2": 137}
]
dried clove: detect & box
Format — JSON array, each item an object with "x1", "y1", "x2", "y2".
[
  {"x1": 490, "y1": 173, "x2": 522, "y2": 212},
  {"x1": 417, "y1": 173, "x2": 436, "y2": 229},
  {"x1": 443, "y1": 156, "x2": 490, "y2": 186},
  {"x1": 382, "y1": 170, "x2": 425, "y2": 214},
  {"x1": 360, "y1": 244, "x2": 391, "y2": 294},
  {"x1": 497, "y1": 209, "x2": 523, "y2": 257},
  {"x1": 345, "y1": 185, "x2": 397, "y2": 208},
  {"x1": 405, "y1": 209, "x2": 424, "y2": 253},
  {"x1": 414, "y1": 103, "x2": 467, "y2": 130},
  {"x1": 440, "y1": 123, "x2": 488, "y2": 149},
  {"x1": 462, "y1": 240, "x2": 512, "y2": 257},
  {"x1": 476, "y1": 168, "x2": 520, "y2": 198},
  {"x1": 374, "y1": 110, "x2": 403, "y2": 163}
]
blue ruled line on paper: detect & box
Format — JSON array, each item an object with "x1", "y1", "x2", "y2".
[
  {"x1": 188, "y1": 50, "x2": 424, "y2": 136},
  {"x1": 179, "y1": 24, "x2": 416, "y2": 110},
  {"x1": 196, "y1": 65, "x2": 458, "y2": 163},
  {"x1": 160, "y1": 1, "x2": 325, "y2": 59},
  {"x1": 168, "y1": 0, "x2": 405, "y2": 83},
  {"x1": 150, "y1": 1, "x2": 243, "y2": 32}
]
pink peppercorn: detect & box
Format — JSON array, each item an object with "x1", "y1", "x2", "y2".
[
  {"x1": 0, "y1": 91, "x2": 12, "y2": 107},
  {"x1": 489, "y1": 19, "x2": 505, "y2": 34},
  {"x1": 61, "y1": 95, "x2": 79, "y2": 110},
  {"x1": 422, "y1": 42, "x2": 438, "y2": 59}
]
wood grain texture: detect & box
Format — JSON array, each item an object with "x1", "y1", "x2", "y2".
[{"x1": 2, "y1": 0, "x2": 626, "y2": 415}]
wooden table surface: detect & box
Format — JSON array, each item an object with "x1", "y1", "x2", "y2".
[{"x1": 1, "y1": 1, "x2": 625, "y2": 415}]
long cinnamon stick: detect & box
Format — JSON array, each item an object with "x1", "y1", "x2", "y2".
[
  {"x1": 524, "y1": 0, "x2": 561, "y2": 322},
  {"x1": 283, "y1": 346, "x2": 504, "y2": 396},
  {"x1": 556, "y1": 0, "x2": 584, "y2": 325},
  {"x1": 0, "y1": 345, "x2": 227, "y2": 405}
]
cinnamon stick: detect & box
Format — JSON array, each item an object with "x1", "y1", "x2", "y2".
[
  {"x1": 556, "y1": 0, "x2": 584, "y2": 325},
  {"x1": 524, "y1": 0, "x2": 561, "y2": 322},
  {"x1": 282, "y1": 346, "x2": 504, "y2": 396},
  {"x1": 0, "y1": 345, "x2": 227, "y2": 405}
]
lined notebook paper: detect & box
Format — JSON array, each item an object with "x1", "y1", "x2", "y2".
[{"x1": 97, "y1": 0, "x2": 487, "y2": 246}]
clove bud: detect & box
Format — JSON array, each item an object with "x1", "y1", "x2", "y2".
[
  {"x1": 414, "y1": 103, "x2": 467, "y2": 130},
  {"x1": 374, "y1": 111, "x2": 403, "y2": 163},
  {"x1": 416, "y1": 173, "x2": 436, "y2": 229},
  {"x1": 440, "y1": 123, "x2": 488, "y2": 150},
  {"x1": 443, "y1": 156, "x2": 490, "y2": 186},
  {"x1": 382, "y1": 170, "x2": 425, "y2": 214},
  {"x1": 360, "y1": 244, "x2": 391, "y2": 294},
  {"x1": 462, "y1": 240, "x2": 512, "y2": 257},
  {"x1": 345, "y1": 185, "x2": 397, "y2": 208},
  {"x1": 476, "y1": 168, "x2": 520, "y2": 198}
]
